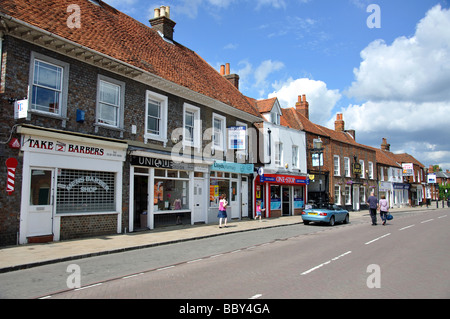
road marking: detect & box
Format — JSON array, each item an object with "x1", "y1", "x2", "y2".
[
  {"x1": 156, "y1": 266, "x2": 175, "y2": 271},
  {"x1": 38, "y1": 296, "x2": 52, "y2": 299},
  {"x1": 399, "y1": 225, "x2": 415, "y2": 231},
  {"x1": 122, "y1": 273, "x2": 144, "y2": 279},
  {"x1": 438, "y1": 215, "x2": 447, "y2": 219},
  {"x1": 421, "y1": 219, "x2": 434, "y2": 224},
  {"x1": 365, "y1": 233, "x2": 391, "y2": 245},
  {"x1": 75, "y1": 283, "x2": 102, "y2": 291},
  {"x1": 249, "y1": 294, "x2": 263, "y2": 299},
  {"x1": 301, "y1": 251, "x2": 352, "y2": 276},
  {"x1": 187, "y1": 259, "x2": 203, "y2": 264},
  {"x1": 230, "y1": 249, "x2": 242, "y2": 254},
  {"x1": 210, "y1": 254, "x2": 224, "y2": 258}
]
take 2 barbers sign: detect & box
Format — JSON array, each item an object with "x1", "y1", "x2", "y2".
[{"x1": 21, "y1": 135, "x2": 126, "y2": 161}]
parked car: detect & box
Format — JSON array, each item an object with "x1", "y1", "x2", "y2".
[{"x1": 301, "y1": 204, "x2": 349, "y2": 226}]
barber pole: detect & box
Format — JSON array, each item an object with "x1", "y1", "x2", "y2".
[{"x1": 6, "y1": 158, "x2": 19, "y2": 195}]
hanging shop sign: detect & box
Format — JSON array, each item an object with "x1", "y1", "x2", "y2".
[
  {"x1": 228, "y1": 126, "x2": 246, "y2": 150},
  {"x1": 402, "y1": 163, "x2": 414, "y2": 176},
  {"x1": 5, "y1": 158, "x2": 18, "y2": 195}
]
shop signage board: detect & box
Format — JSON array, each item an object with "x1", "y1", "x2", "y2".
[
  {"x1": 402, "y1": 163, "x2": 414, "y2": 176},
  {"x1": 131, "y1": 156, "x2": 194, "y2": 171},
  {"x1": 260, "y1": 174, "x2": 309, "y2": 185},
  {"x1": 211, "y1": 161, "x2": 254, "y2": 174},
  {"x1": 21, "y1": 135, "x2": 126, "y2": 161}
]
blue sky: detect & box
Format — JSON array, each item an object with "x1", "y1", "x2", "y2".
[{"x1": 103, "y1": 0, "x2": 450, "y2": 171}]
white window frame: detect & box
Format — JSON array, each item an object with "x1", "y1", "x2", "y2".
[
  {"x1": 334, "y1": 185, "x2": 341, "y2": 205},
  {"x1": 29, "y1": 52, "x2": 69, "y2": 119},
  {"x1": 271, "y1": 112, "x2": 280, "y2": 125},
  {"x1": 96, "y1": 75, "x2": 125, "y2": 129},
  {"x1": 292, "y1": 145, "x2": 299, "y2": 168},
  {"x1": 334, "y1": 155, "x2": 340, "y2": 176},
  {"x1": 369, "y1": 162, "x2": 374, "y2": 179},
  {"x1": 145, "y1": 90, "x2": 168, "y2": 144},
  {"x1": 183, "y1": 103, "x2": 201, "y2": 149},
  {"x1": 212, "y1": 113, "x2": 226, "y2": 151},
  {"x1": 359, "y1": 160, "x2": 365, "y2": 178},
  {"x1": 344, "y1": 157, "x2": 350, "y2": 177},
  {"x1": 275, "y1": 142, "x2": 283, "y2": 167},
  {"x1": 345, "y1": 185, "x2": 351, "y2": 205},
  {"x1": 236, "y1": 121, "x2": 248, "y2": 159}
]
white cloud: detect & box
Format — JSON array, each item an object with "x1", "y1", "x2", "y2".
[
  {"x1": 334, "y1": 5, "x2": 450, "y2": 170},
  {"x1": 347, "y1": 5, "x2": 450, "y2": 103},
  {"x1": 269, "y1": 78, "x2": 341, "y2": 124}
]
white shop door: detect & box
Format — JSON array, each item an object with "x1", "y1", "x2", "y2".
[{"x1": 27, "y1": 168, "x2": 54, "y2": 237}]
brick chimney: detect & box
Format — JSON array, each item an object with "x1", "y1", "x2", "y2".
[
  {"x1": 295, "y1": 94, "x2": 309, "y2": 119},
  {"x1": 335, "y1": 113, "x2": 345, "y2": 132},
  {"x1": 221, "y1": 63, "x2": 240, "y2": 90},
  {"x1": 381, "y1": 138, "x2": 390, "y2": 151},
  {"x1": 150, "y1": 6, "x2": 176, "y2": 41}
]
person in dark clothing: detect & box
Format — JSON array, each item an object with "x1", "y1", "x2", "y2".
[{"x1": 367, "y1": 191, "x2": 379, "y2": 225}]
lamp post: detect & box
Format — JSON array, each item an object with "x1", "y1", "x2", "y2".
[{"x1": 312, "y1": 138, "x2": 323, "y2": 207}]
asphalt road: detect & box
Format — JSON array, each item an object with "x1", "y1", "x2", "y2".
[{"x1": 0, "y1": 208, "x2": 448, "y2": 300}]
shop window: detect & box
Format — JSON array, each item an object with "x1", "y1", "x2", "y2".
[
  {"x1": 210, "y1": 178, "x2": 229, "y2": 207},
  {"x1": 154, "y1": 177, "x2": 189, "y2": 212},
  {"x1": 270, "y1": 185, "x2": 281, "y2": 210},
  {"x1": 294, "y1": 186, "x2": 304, "y2": 208},
  {"x1": 56, "y1": 169, "x2": 116, "y2": 214}
]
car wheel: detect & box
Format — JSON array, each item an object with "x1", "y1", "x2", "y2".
[
  {"x1": 328, "y1": 216, "x2": 335, "y2": 226},
  {"x1": 343, "y1": 214, "x2": 349, "y2": 224}
]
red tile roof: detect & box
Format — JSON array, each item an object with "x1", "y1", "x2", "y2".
[{"x1": 0, "y1": 0, "x2": 260, "y2": 117}]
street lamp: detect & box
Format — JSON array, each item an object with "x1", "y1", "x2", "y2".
[{"x1": 312, "y1": 138, "x2": 324, "y2": 207}]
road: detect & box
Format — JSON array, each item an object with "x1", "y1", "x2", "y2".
[{"x1": 0, "y1": 208, "x2": 449, "y2": 301}]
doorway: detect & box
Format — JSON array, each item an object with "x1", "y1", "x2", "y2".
[
  {"x1": 133, "y1": 175, "x2": 148, "y2": 230},
  {"x1": 193, "y1": 178, "x2": 205, "y2": 223},
  {"x1": 27, "y1": 169, "x2": 54, "y2": 238},
  {"x1": 282, "y1": 186, "x2": 291, "y2": 216},
  {"x1": 241, "y1": 177, "x2": 248, "y2": 218}
]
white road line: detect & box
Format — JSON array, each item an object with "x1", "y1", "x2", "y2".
[
  {"x1": 421, "y1": 219, "x2": 434, "y2": 224},
  {"x1": 301, "y1": 251, "x2": 352, "y2": 276},
  {"x1": 438, "y1": 215, "x2": 447, "y2": 219},
  {"x1": 249, "y1": 294, "x2": 263, "y2": 299},
  {"x1": 365, "y1": 233, "x2": 391, "y2": 245},
  {"x1": 230, "y1": 249, "x2": 242, "y2": 254},
  {"x1": 187, "y1": 259, "x2": 203, "y2": 264},
  {"x1": 156, "y1": 266, "x2": 175, "y2": 271},
  {"x1": 399, "y1": 225, "x2": 415, "y2": 231},
  {"x1": 122, "y1": 273, "x2": 144, "y2": 279},
  {"x1": 75, "y1": 283, "x2": 102, "y2": 291},
  {"x1": 38, "y1": 296, "x2": 52, "y2": 299},
  {"x1": 210, "y1": 254, "x2": 224, "y2": 258}
]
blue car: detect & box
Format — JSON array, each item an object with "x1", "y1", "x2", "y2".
[{"x1": 301, "y1": 204, "x2": 350, "y2": 226}]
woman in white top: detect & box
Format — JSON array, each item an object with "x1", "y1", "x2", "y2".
[{"x1": 379, "y1": 195, "x2": 389, "y2": 225}]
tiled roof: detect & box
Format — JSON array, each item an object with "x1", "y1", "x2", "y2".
[
  {"x1": 0, "y1": 0, "x2": 260, "y2": 117},
  {"x1": 255, "y1": 97, "x2": 277, "y2": 114}
]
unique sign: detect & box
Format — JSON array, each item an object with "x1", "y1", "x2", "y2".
[{"x1": 131, "y1": 156, "x2": 194, "y2": 171}]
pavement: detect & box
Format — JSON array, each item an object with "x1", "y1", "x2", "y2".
[{"x1": 0, "y1": 205, "x2": 442, "y2": 273}]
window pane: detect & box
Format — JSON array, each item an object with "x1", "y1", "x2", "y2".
[
  {"x1": 147, "y1": 117, "x2": 160, "y2": 134},
  {"x1": 100, "y1": 81, "x2": 120, "y2": 106},
  {"x1": 98, "y1": 102, "x2": 118, "y2": 126},
  {"x1": 148, "y1": 100, "x2": 161, "y2": 118},
  {"x1": 34, "y1": 60, "x2": 62, "y2": 90},
  {"x1": 185, "y1": 111, "x2": 194, "y2": 126},
  {"x1": 154, "y1": 179, "x2": 189, "y2": 211},
  {"x1": 32, "y1": 86, "x2": 60, "y2": 114}
]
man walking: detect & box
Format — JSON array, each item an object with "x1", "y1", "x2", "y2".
[{"x1": 367, "y1": 191, "x2": 379, "y2": 225}]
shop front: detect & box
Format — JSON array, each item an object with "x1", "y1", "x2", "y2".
[
  {"x1": 209, "y1": 161, "x2": 254, "y2": 222},
  {"x1": 18, "y1": 126, "x2": 127, "y2": 244},
  {"x1": 129, "y1": 153, "x2": 210, "y2": 231},
  {"x1": 393, "y1": 183, "x2": 410, "y2": 207},
  {"x1": 254, "y1": 173, "x2": 308, "y2": 218}
]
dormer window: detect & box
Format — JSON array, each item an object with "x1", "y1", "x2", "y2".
[{"x1": 271, "y1": 112, "x2": 280, "y2": 125}]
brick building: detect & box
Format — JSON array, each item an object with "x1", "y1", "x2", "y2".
[
  {"x1": 0, "y1": 0, "x2": 261, "y2": 246},
  {"x1": 281, "y1": 95, "x2": 377, "y2": 211}
]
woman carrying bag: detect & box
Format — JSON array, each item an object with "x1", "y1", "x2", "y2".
[{"x1": 379, "y1": 195, "x2": 390, "y2": 225}]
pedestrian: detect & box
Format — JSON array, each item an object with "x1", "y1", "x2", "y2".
[
  {"x1": 256, "y1": 200, "x2": 265, "y2": 222},
  {"x1": 367, "y1": 191, "x2": 379, "y2": 225},
  {"x1": 379, "y1": 195, "x2": 389, "y2": 225},
  {"x1": 218, "y1": 193, "x2": 228, "y2": 228}
]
